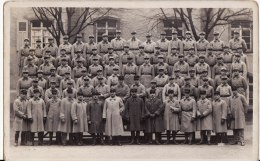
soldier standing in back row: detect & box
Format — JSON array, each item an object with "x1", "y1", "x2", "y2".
[
  {"x1": 58, "y1": 35, "x2": 72, "y2": 58},
  {"x1": 111, "y1": 30, "x2": 126, "y2": 57},
  {"x1": 128, "y1": 31, "x2": 142, "y2": 55},
  {"x1": 168, "y1": 30, "x2": 183, "y2": 55},
  {"x1": 98, "y1": 33, "x2": 111, "y2": 57},
  {"x1": 229, "y1": 30, "x2": 247, "y2": 53},
  {"x1": 209, "y1": 31, "x2": 224, "y2": 57},
  {"x1": 16, "y1": 69, "x2": 33, "y2": 97},
  {"x1": 143, "y1": 33, "x2": 156, "y2": 55},
  {"x1": 71, "y1": 34, "x2": 85, "y2": 58},
  {"x1": 44, "y1": 37, "x2": 58, "y2": 58},
  {"x1": 157, "y1": 32, "x2": 170, "y2": 56},
  {"x1": 18, "y1": 38, "x2": 31, "y2": 75},
  {"x1": 196, "y1": 32, "x2": 209, "y2": 57},
  {"x1": 182, "y1": 31, "x2": 197, "y2": 56},
  {"x1": 85, "y1": 35, "x2": 97, "y2": 60}
]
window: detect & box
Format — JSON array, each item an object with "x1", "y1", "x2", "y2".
[
  {"x1": 17, "y1": 20, "x2": 28, "y2": 49},
  {"x1": 230, "y1": 20, "x2": 253, "y2": 52},
  {"x1": 163, "y1": 19, "x2": 184, "y2": 40},
  {"x1": 30, "y1": 20, "x2": 53, "y2": 48},
  {"x1": 95, "y1": 19, "x2": 119, "y2": 42}
]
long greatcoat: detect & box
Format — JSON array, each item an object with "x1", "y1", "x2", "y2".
[
  {"x1": 144, "y1": 97, "x2": 165, "y2": 133},
  {"x1": 27, "y1": 98, "x2": 46, "y2": 132},
  {"x1": 13, "y1": 97, "x2": 29, "y2": 131},
  {"x1": 212, "y1": 99, "x2": 228, "y2": 133},
  {"x1": 58, "y1": 98, "x2": 75, "y2": 133},
  {"x1": 163, "y1": 98, "x2": 181, "y2": 131},
  {"x1": 102, "y1": 96, "x2": 125, "y2": 136},
  {"x1": 87, "y1": 100, "x2": 104, "y2": 133},
  {"x1": 124, "y1": 96, "x2": 145, "y2": 131},
  {"x1": 230, "y1": 94, "x2": 248, "y2": 129},
  {"x1": 45, "y1": 98, "x2": 61, "y2": 132},
  {"x1": 196, "y1": 98, "x2": 213, "y2": 131},
  {"x1": 71, "y1": 101, "x2": 88, "y2": 133},
  {"x1": 180, "y1": 97, "x2": 197, "y2": 133}
]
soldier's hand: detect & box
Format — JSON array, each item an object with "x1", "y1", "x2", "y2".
[
  {"x1": 88, "y1": 120, "x2": 92, "y2": 124},
  {"x1": 43, "y1": 117, "x2": 47, "y2": 124},
  {"x1": 22, "y1": 115, "x2": 27, "y2": 120},
  {"x1": 61, "y1": 118, "x2": 65, "y2": 123},
  {"x1": 191, "y1": 117, "x2": 195, "y2": 122},
  {"x1": 28, "y1": 118, "x2": 33, "y2": 123},
  {"x1": 74, "y1": 119, "x2": 78, "y2": 124},
  {"x1": 221, "y1": 118, "x2": 225, "y2": 125}
]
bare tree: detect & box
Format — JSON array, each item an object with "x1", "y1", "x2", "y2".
[
  {"x1": 32, "y1": 7, "x2": 112, "y2": 45},
  {"x1": 154, "y1": 8, "x2": 252, "y2": 40}
]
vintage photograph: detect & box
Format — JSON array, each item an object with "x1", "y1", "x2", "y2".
[{"x1": 4, "y1": 1, "x2": 258, "y2": 161}]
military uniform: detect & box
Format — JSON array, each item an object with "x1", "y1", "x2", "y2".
[
  {"x1": 142, "y1": 33, "x2": 156, "y2": 54},
  {"x1": 173, "y1": 59, "x2": 189, "y2": 77},
  {"x1": 185, "y1": 52, "x2": 199, "y2": 68},
  {"x1": 209, "y1": 31, "x2": 224, "y2": 56},
  {"x1": 71, "y1": 55, "x2": 86, "y2": 68},
  {"x1": 107, "y1": 74, "x2": 119, "y2": 88},
  {"x1": 115, "y1": 79, "x2": 130, "y2": 102},
  {"x1": 212, "y1": 60, "x2": 228, "y2": 78},
  {"x1": 88, "y1": 64, "x2": 103, "y2": 78},
  {"x1": 157, "y1": 33, "x2": 170, "y2": 56},
  {"x1": 138, "y1": 58, "x2": 154, "y2": 88},
  {"x1": 45, "y1": 87, "x2": 61, "y2": 103},
  {"x1": 55, "y1": 53, "x2": 71, "y2": 67},
  {"x1": 182, "y1": 31, "x2": 197, "y2": 56},
  {"x1": 35, "y1": 43, "x2": 44, "y2": 59},
  {"x1": 111, "y1": 31, "x2": 126, "y2": 56},
  {"x1": 127, "y1": 31, "x2": 142, "y2": 55},
  {"x1": 165, "y1": 51, "x2": 179, "y2": 76},
  {"x1": 85, "y1": 35, "x2": 97, "y2": 59},
  {"x1": 39, "y1": 61, "x2": 55, "y2": 79},
  {"x1": 47, "y1": 73, "x2": 62, "y2": 89},
  {"x1": 97, "y1": 34, "x2": 111, "y2": 57},
  {"x1": 58, "y1": 36, "x2": 73, "y2": 58},
  {"x1": 78, "y1": 83, "x2": 94, "y2": 102},
  {"x1": 104, "y1": 63, "x2": 120, "y2": 78},
  {"x1": 119, "y1": 51, "x2": 136, "y2": 68},
  {"x1": 205, "y1": 49, "x2": 216, "y2": 76},
  {"x1": 92, "y1": 76, "x2": 107, "y2": 88},
  {"x1": 122, "y1": 62, "x2": 138, "y2": 87},
  {"x1": 231, "y1": 56, "x2": 247, "y2": 79},
  {"x1": 18, "y1": 42, "x2": 31, "y2": 75},
  {"x1": 44, "y1": 39, "x2": 58, "y2": 58},
  {"x1": 231, "y1": 71, "x2": 247, "y2": 96},
  {"x1": 196, "y1": 33, "x2": 209, "y2": 56},
  {"x1": 23, "y1": 62, "x2": 38, "y2": 79},
  {"x1": 154, "y1": 72, "x2": 169, "y2": 99},
  {"x1": 16, "y1": 71, "x2": 33, "y2": 96},
  {"x1": 194, "y1": 61, "x2": 211, "y2": 78},
  {"x1": 57, "y1": 64, "x2": 71, "y2": 78},
  {"x1": 223, "y1": 47, "x2": 234, "y2": 71},
  {"x1": 71, "y1": 35, "x2": 85, "y2": 58},
  {"x1": 72, "y1": 65, "x2": 87, "y2": 81},
  {"x1": 168, "y1": 31, "x2": 183, "y2": 54},
  {"x1": 59, "y1": 78, "x2": 76, "y2": 92},
  {"x1": 229, "y1": 30, "x2": 247, "y2": 52},
  {"x1": 162, "y1": 82, "x2": 181, "y2": 102},
  {"x1": 103, "y1": 52, "x2": 119, "y2": 66}
]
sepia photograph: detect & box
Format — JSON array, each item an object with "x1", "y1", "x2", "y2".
[{"x1": 3, "y1": 1, "x2": 259, "y2": 161}]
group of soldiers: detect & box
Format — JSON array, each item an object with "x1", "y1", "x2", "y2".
[{"x1": 14, "y1": 29, "x2": 249, "y2": 147}]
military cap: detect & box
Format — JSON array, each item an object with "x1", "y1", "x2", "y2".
[
  {"x1": 146, "y1": 33, "x2": 152, "y2": 37},
  {"x1": 130, "y1": 88, "x2": 138, "y2": 93},
  {"x1": 232, "y1": 86, "x2": 238, "y2": 91},
  {"x1": 158, "y1": 55, "x2": 164, "y2": 59},
  {"x1": 172, "y1": 30, "x2": 178, "y2": 34},
  {"x1": 33, "y1": 78, "x2": 38, "y2": 83},
  {"x1": 189, "y1": 68, "x2": 196, "y2": 72},
  {"x1": 118, "y1": 75, "x2": 124, "y2": 80},
  {"x1": 29, "y1": 48, "x2": 35, "y2": 52},
  {"x1": 51, "y1": 89, "x2": 58, "y2": 95},
  {"x1": 189, "y1": 47, "x2": 195, "y2": 51},
  {"x1": 134, "y1": 75, "x2": 140, "y2": 80},
  {"x1": 171, "y1": 47, "x2": 177, "y2": 50},
  {"x1": 155, "y1": 45, "x2": 160, "y2": 49},
  {"x1": 97, "y1": 69, "x2": 103, "y2": 72},
  {"x1": 48, "y1": 37, "x2": 54, "y2": 40},
  {"x1": 200, "y1": 90, "x2": 206, "y2": 95},
  {"x1": 168, "y1": 89, "x2": 174, "y2": 94},
  {"x1": 20, "y1": 89, "x2": 27, "y2": 95},
  {"x1": 93, "y1": 57, "x2": 98, "y2": 60},
  {"x1": 185, "y1": 31, "x2": 191, "y2": 35},
  {"x1": 33, "y1": 88, "x2": 40, "y2": 93},
  {"x1": 202, "y1": 77, "x2": 208, "y2": 81},
  {"x1": 36, "y1": 39, "x2": 41, "y2": 42},
  {"x1": 50, "y1": 67, "x2": 56, "y2": 71},
  {"x1": 199, "y1": 55, "x2": 206, "y2": 58},
  {"x1": 92, "y1": 47, "x2": 97, "y2": 51},
  {"x1": 63, "y1": 35, "x2": 69, "y2": 39},
  {"x1": 50, "y1": 80, "x2": 56, "y2": 84},
  {"x1": 178, "y1": 54, "x2": 184, "y2": 58},
  {"x1": 76, "y1": 59, "x2": 82, "y2": 62},
  {"x1": 199, "y1": 32, "x2": 206, "y2": 35},
  {"x1": 109, "y1": 56, "x2": 115, "y2": 60},
  {"x1": 67, "y1": 80, "x2": 73, "y2": 85},
  {"x1": 113, "y1": 67, "x2": 119, "y2": 71},
  {"x1": 83, "y1": 77, "x2": 90, "y2": 81},
  {"x1": 232, "y1": 68, "x2": 239, "y2": 72},
  {"x1": 169, "y1": 76, "x2": 174, "y2": 80},
  {"x1": 139, "y1": 45, "x2": 144, "y2": 49},
  {"x1": 144, "y1": 55, "x2": 150, "y2": 59},
  {"x1": 217, "y1": 56, "x2": 223, "y2": 60},
  {"x1": 158, "y1": 68, "x2": 165, "y2": 71},
  {"x1": 127, "y1": 56, "x2": 133, "y2": 60},
  {"x1": 60, "y1": 48, "x2": 66, "y2": 52},
  {"x1": 221, "y1": 67, "x2": 227, "y2": 71},
  {"x1": 184, "y1": 76, "x2": 191, "y2": 81},
  {"x1": 92, "y1": 91, "x2": 100, "y2": 96},
  {"x1": 174, "y1": 68, "x2": 180, "y2": 72},
  {"x1": 208, "y1": 47, "x2": 212, "y2": 51},
  {"x1": 24, "y1": 38, "x2": 30, "y2": 41},
  {"x1": 97, "y1": 77, "x2": 103, "y2": 80},
  {"x1": 27, "y1": 55, "x2": 33, "y2": 60},
  {"x1": 150, "y1": 89, "x2": 156, "y2": 94},
  {"x1": 110, "y1": 88, "x2": 116, "y2": 92},
  {"x1": 235, "y1": 53, "x2": 241, "y2": 57},
  {"x1": 65, "y1": 71, "x2": 70, "y2": 74},
  {"x1": 234, "y1": 30, "x2": 240, "y2": 34},
  {"x1": 45, "y1": 50, "x2": 51, "y2": 53},
  {"x1": 76, "y1": 34, "x2": 82, "y2": 38},
  {"x1": 67, "y1": 88, "x2": 73, "y2": 94},
  {"x1": 22, "y1": 69, "x2": 29, "y2": 73},
  {"x1": 61, "y1": 57, "x2": 67, "y2": 61},
  {"x1": 102, "y1": 33, "x2": 108, "y2": 37},
  {"x1": 184, "y1": 88, "x2": 191, "y2": 94},
  {"x1": 77, "y1": 91, "x2": 84, "y2": 96},
  {"x1": 116, "y1": 30, "x2": 121, "y2": 33},
  {"x1": 131, "y1": 31, "x2": 137, "y2": 35},
  {"x1": 124, "y1": 43, "x2": 129, "y2": 48},
  {"x1": 202, "y1": 70, "x2": 208, "y2": 73},
  {"x1": 161, "y1": 31, "x2": 166, "y2": 35},
  {"x1": 89, "y1": 35, "x2": 94, "y2": 38},
  {"x1": 223, "y1": 44, "x2": 230, "y2": 49},
  {"x1": 37, "y1": 70, "x2": 43, "y2": 74},
  {"x1": 108, "y1": 45, "x2": 113, "y2": 49},
  {"x1": 213, "y1": 31, "x2": 219, "y2": 35},
  {"x1": 151, "y1": 79, "x2": 157, "y2": 84},
  {"x1": 75, "y1": 50, "x2": 83, "y2": 53},
  {"x1": 221, "y1": 76, "x2": 228, "y2": 80},
  {"x1": 214, "y1": 91, "x2": 220, "y2": 95}
]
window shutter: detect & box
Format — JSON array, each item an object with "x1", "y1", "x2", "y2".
[{"x1": 17, "y1": 20, "x2": 28, "y2": 49}]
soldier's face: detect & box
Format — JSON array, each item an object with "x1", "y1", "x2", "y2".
[
  {"x1": 50, "y1": 83, "x2": 56, "y2": 88},
  {"x1": 109, "y1": 59, "x2": 114, "y2": 64},
  {"x1": 92, "y1": 50, "x2": 97, "y2": 54},
  {"x1": 65, "y1": 74, "x2": 70, "y2": 78},
  {"x1": 52, "y1": 93, "x2": 57, "y2": 99},
  {"x1": 189, "y1": 50, "x2": 194, "y2": 54},
  {"x1": 38, "y1": 73, "x2": 43, "y2": 77},
  {"x1": 146, "y1": 37, "x2": 151, "y2": 41},
  {"x1": 84, "y1": 80, "x2": 89, "y2": 85},
  {"x1": 235, "y1": 56, "x2": 240, "y2": 61},
  {"x1": 171, "y1": 49, "x2": 177, "y2": 53},
  {"x1": 78, "y1": 95, "x2": 83, "y2": 101},
  {"x1": 68, "y1": 84, "x2": 72, "y2": 88},
  {"x1": 185, "y1": 93, "x2": 190, "y2": 97},
  {"x1": 175, "y1": 72, "x2": 179, "y2": 76},
  {"x1": 159, "y1": 58, "x2": 163, "y2": 62},
  {"x1": 214, "y1": 35, "x2": 219, "y2": 39},
  {"x1": 186, "y1": 34, "x2": 191, "y2": 39},
  {"x1": 33, "y1": 82, "x2": 38, "y2": 87},
  {"x1": 169, "y1": 93, "x2": 174, "y2": 98},
  {"x1": 134, "y1": 80, "x2": 139, "y2": 84},
  {"x1": 61, "y1": 61, "x2": 67, "y2": 65},
  {"x1": 224, "y1": 48, "x2": 229, "y2": 52},
  {"x1": 190, "y1": 72, "x2": 195, "y2": 76},
  {"x1": 61, "y1": 51, "x2": 66, "y2": 55},
  {"x1": 139, "y1": 48, "x2": 144, "y2": 52},
  {"x1": 214, "y1": 95, "x2": 220, "y2": 100},
  {"x1": 113, "y1": 70, "x2": 118, "y2": 75},
  {"x1": 20, "y1": 93, "x2": 27, "y2": 99},
  {"x1": 161, "y1": 35, "x2": 166, "y2": 39},
  {"x1": 131, "y1": 92, "x2": 137, "y2": 97},
  {"x1": 24, "y1": 41, "x2": 30, "y2": 45},
  {"x1": 103, "y1": 37, "x2": 108, "y2": 41},
  {"x1": 34, "y1": 92, "x2": 40, "y2": 98},
  {"x1": 89, "y1": 38, "x2": 94, "y2": 42},
  {"x1": 199, "y1": 35, "x2": 205, "y2": 39},
  {"x1": 203, "y1": 81, "x2": 208, "y2": 86},
  {"x1": 199, "y1": 58, "x2": 205, "y2": 63},
  {"x1": 151, "y1": 83, "x2": 156, "y2": 88},
  {"x1": 29, "y1": 51, "x2": 35, "y2": 56},
  {"x1": 172, "y1": 34, "x2": 177, "y2": 38},
  {"x1": 179, "y1": 57, "x2": 184, "y2": 61},
  {"x1": 144, "y1": 59, "x2": 149, "y2": 63},
  {"x1": 109, "y1": 49, "x2": 113, "y2": 53},
  {"x1": 93, "y1": 95, "x2": 98, "y2": 100},
  {"x1": 234, "y1": 33, "x2": 239, "y2": 38},
  {"x1": 124, "y1": 48, "x2": 129, "y2": 52},
  {"x1": 50, "y1": 70, "x2": 55, "y2": 75},
  {"x1": 234, "y1": 71, "x2": 239, "y2": 75},
  {"x1": 110, "y1": 91, "x2": 116, "y2": 97},
  {"x1": 201, "y1": 94, "x2": 206, "y2": 99},
  {"x1": 185, "y1": 80, "x2": 190, "y2": 85},
  {"x1": 116, "y1": 33, "x2": 121, "y2": 38},
  {"x1": 36, "y1": 42, "x2": 41, "y2": 46},
  {"x1": 77, "y1": 38, "x2": 82, "y2": 42},
  {"x1": 93, "y1": 60, "x2": 98, "y2": 64},
  {"x1": 23, "y1": 73, "x2": 28, "y2": 77}
]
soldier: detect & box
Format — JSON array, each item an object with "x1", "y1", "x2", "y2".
[
  {"x1": 154, "y1": 68, "x2": 169, "y2": 100},
  {"x1": 196, "y1": 90, "x2": 213, "y2": 145},
  {"x1": 231, "y1": 53, "x2": 247, "y2": 79},
  {"x1": 143, "y1": 33, "x2": 156, "y2": 54},
  {"x1": 185, "y1": 47, "x2": 199, "y2": 68},
  {"x1": 71, "y1": 34, "x2": 85, "y2": 58},
  {"x1": 39, "y1": 54, "x2": 55, "y2": 79},
  {"x1": 236, "y1": 46, "x2": 248, "y2": 68},
  {"x1": 87, "y1": 91, "x2": 105, "y2": 145},
  {"x1": 13, "y1": 89, "x2": 29, "y2": 146},
  {"x1": 198, "y1": 77, "x2": 214, "y2": 101},
  {"x1": 45, "y1": 89, "x2": 62, "y2": 145},
  {"x1": 162, "y1": 76, "x2": 181, "y2": 102},
  {"x1": 229, "y1": 87, "x2": 248, "y2": 146},
  {"x1": 88, "y1": 58, "x2": 103, "y2": 79},
  {"x1": 85, "y1": 35, "x2": 97, "y2": 60},
  {"x1": 222, "y1": 45, "x2": 234, "y2": 71},
  {"x1": 166, "y1": 47, "x2": 179, "y2": 76},
  {"x1": 194, "y1": 55, "x2": 211, "y2": 78},
  {"x1": 62, "y1": 81, "x2": 77, "y2": 99},
  {"x1": 103, "y1": 46, "x2": 119, "y2": 66},
  {"x1": 59, "y1": 72, "x2": 76, "y2": 92},
  {"x1": 139, "y1": 54, "x2": 154, "y2": 88},
  {"x1": 107, "y1": 68, "x2": 120, "y2": 88},
  {"x1": 205, "y1": 47, "x2": 216, "y2": 77},
  {"x1": 78, "y1": 76, "x2": 94, "y2": 103},
  {"x1": 182, "y1": 31, "x2": 197, "y2": 56},
  {"x1": 45, "y1": 80, "x2": 61, "y2": 103},
  {"x1": 97, "y1": 33, "x2": 110, "y2": 57},
  {"x1": 154, "y1": 54, "x2": 169, "y2": 76},
  {"x1": 58, "y1": 88, "x2": 75, "y2": 145},
  {"x1": 23, "y1": 49, "x2": 39, "y2": 67},
  {"x1": 214, "y1": 67, "x2": 230, "y2": 89},
  {"x1": 180, "y1": 88, "x2": 196, "y2": 145},
  {"x1": 35, "y1": 39, "x2": 44, "y2": 60},
  {"x1": 18, "y1": 38, "x2": 31, "y2": 75},
  {"x1": 144, "y1": 89, "x2": 164, "y2": 144},
  {"x1": 92, "y1": 69, "x2": 107, "y2": 87},
  {"x1": 111, "y1": 30, "x2": 126, "y2": 56},
  {"x1": 23, "y1": 55, "x2": 38, "y2": 79},
  {"x1": 44, "y1": 50, "x2": 56, "y2": 65},
  {"x1": 212, "y1": 56, "x2": 228, "y2": 79},
  {"x1": 196, "y1": 32, "x2": 209, "y2": 57},
  {"x1": 76, "y1": 69, "x2": 89, "y2": 89},
  {"x1": 36, "y1": 69, "x2": 48, "y2": 91},
  {"x1": 173, "y1": 54, "x2": 189, "y2": 77},
  {"x1": 230, "y1": 68, "x2": 247, "y2": 96},
  {"x1": 209, "y1": 31, "x2": 224, "y2": 57},
  {"x1": 163, "y1": 89, "x2": 181, "y2": 144},
  {"x1": 47, "y1": 67, "x2": 62, "y2": 89},
  {"x1": 95, "y1": 77, "x2": 110, "y2": 101},
  {"x1": 16, "y1": 69, "x2": 33, "y2": 97},
  {"x1": 125, "y1": 88, "x2": 145, "y2": 145},
  {"x1": 58, "y1": 35, "x2": 72, "y2": 58},
  {"x1": 115, "y1": 75, "x2": 130, "y2": 102},
  {"x1": 128, "y1": 31, "x2": 142, "y2": 55},
  {"x1": 71, "y1": 51, "x2": 86, "y2": 68},
  {"x1": 146, "y1": 79, "x2": 160, "y2": 99},
  {"x1": 150, "y1": 45, "x2": 161, "y2": 65},
  {"x1": 181, "y1": 76, "x2": 197, "y2": 100},
  {"x1": 135, "y1": 45, "x2": 146, "y2": 67},
  {"x1": 71, "y1": 91, "x2": 88, "y2": 146},
  {"x1": 189, "y1": 68, "x2": 199, "y2": 88},
  {"x1": 102, "y1": 88, "x2": 125, "y2": 146},
  {"x1": 57, "y1": 58, "x2": 71, "y2": 78},
  {"x1": 44, "y1": 37, "x2": 58, "y2": 58},
  {"x1": 56, "y1": 48, "x2": 71, "y2": 67},
  {"x1": 172, "y1": 69, "x2": 185, "y2": 88},
  {"x1": 198, "y1": 70, "x2": 215, "y2": 88},
  {"x1": 27, "y1": 79, "x2": 44, "y2": 99},
  {"x1": 212, "y1": 91, "x2": 228, "y2": 144},
  {"x1": 122, "y1": 57, "x2": 138, "y2": 87},
  {"x1": 168, "y1": 30, "x2": 183, "y2": 55},
  {"x1": 104, "y1": 57, "x2": 120, "y2": 78},
  {"x1": 88, "y1": 47, "x2": 103, "y2": 66},
  {"x1": 130, "y1": 75, "x2": 146, "y2": 99},
  {"x1": 119, "y1": 44, "x2": 136, "y2": 68},
  {"x1": 157, "y1": 32, "x2": 170, "y2": 56},
  {"x1": 72, "y1": 60, "x2": 87, "y2": 81},
  {"x1": 27, "y1": 88, "x2": 46, "y2": 146},
  {"x1": 229, "y1": 30, "x2": 247, "y2": 53}
]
